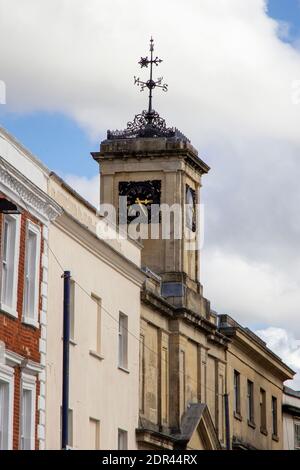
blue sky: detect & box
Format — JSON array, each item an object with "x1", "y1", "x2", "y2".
[{"x1": 0, "y1": 0, "x2": 299, "y2": 180}]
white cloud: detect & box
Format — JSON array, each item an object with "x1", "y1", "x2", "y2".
[
  {"x1": 202, "y1": 248, "x2": 300, "y2": 333},
  {"x1": 0, "y1": 1, "x2": 300, "y2": 356},
  {"x1": 64, "y1": 174, "x2": 99, "y2": 207},
  {"x1": 255, "y1": 327, "x2": 300, "y2": 389}
]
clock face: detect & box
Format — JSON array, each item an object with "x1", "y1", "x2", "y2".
[
  {"x1": 119, "y1": 180, "x2": 161, "y2": 224},
  {"x1": 186, "y1": 185, "x2": 196, "y2": 232}
]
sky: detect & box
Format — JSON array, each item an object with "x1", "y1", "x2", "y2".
[{"x1": 0, "y1": 0, "x2": 300, "y2": 387}]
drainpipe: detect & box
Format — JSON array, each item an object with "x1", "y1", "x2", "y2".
[{"x1": 61, "y1": 271, "x2": 71, "y2": 450}]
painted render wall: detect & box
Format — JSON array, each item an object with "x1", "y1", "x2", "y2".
[{"x1": 45, "y1": 182, "x2": 143, "y2": 450}]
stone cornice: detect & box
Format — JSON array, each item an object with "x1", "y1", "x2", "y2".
[{"x1": 0, "y1": 157, "x2": 62, "y2": 223}]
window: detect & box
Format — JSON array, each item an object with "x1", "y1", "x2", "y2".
[
  {"x1": 272, "y1": 396, "x2": 278, "y2": 437},
  {"x1": 89, "y1": 418, "x2": 100, "y2": 450},
  {"x1": 247, "y1": 380, "x2": 254, "y2": 424},
  {"x1": 60, "y1": 408, "x2": 73, "y2": 448},
  {"x1": 260, "y1": 388, "x2": 267, "y2": 432},
  {"x1": 23, "y1": 222, "x2": 41, "y2": 326},
  {"x1": 20, "y1": 374, "x2": 36, "y2": 450},
  {"x1": 67, "y1": 409, "x2": 73, "y2": 448},
  {"x1": 233, "y1": 370, "x2": 241, "y2": 415},
  {"x1": 0, "y1": 365, "x2": 14, "y2": 450},
  {"x1": 89, "y1": 294, "x2": 101, "y2": 355},
  {"x1": 118, "y1": 429, "x2": 127, "y2": 450},
  {"x1": 0, "y1": 214, "x2": 20, "y2": 316},
  {"x1": 118, "y1": 313, "x2": 128, "y2": 369},
  {"x1": 70, "y1": 280, "x2": 75, "y2": 341},
  {"x1": 295, "y1": 423, "x2": 300, "y2": 450},
  {"x1": 179, "y1": 350, "x2": 186, "y2": 417}
]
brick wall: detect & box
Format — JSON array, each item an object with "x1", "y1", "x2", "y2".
[{"x1": 0, "y1": 200, "x2": 43, "y2": 450}]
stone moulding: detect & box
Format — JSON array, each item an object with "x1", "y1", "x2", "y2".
[{"x1": 0, "y1": 156, "x2": 62, "y2": 223}]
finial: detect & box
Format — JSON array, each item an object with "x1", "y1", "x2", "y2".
[
  {"x1": 134, "y1": 37, "x2": 168, "y2": 118},
  {"x1": 106, "y1": 38, "x2": 190, "y2": 141}
]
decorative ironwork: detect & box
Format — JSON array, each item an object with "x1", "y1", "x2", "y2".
[{"x1": 107, "y1": 38, "x2": 189, "y2": 141}]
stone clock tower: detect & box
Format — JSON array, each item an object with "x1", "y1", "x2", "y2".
[{"x1": 92, "y1": 39, "x2": 211, "y2": 318}]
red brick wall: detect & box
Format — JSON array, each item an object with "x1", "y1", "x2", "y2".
[{"x1": 0, "y1": 197, "x2": 43, "y2": 450}]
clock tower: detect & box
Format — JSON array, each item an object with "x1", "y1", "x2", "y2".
[{"x1": 91, "y1": 39, "x2": 210, "y2": 317}]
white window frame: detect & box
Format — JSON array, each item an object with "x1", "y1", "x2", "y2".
[
  {"x1": 0, "y1": 214, "x2": 21, "y2": 318},
  {"x1": 89, "y1": 417, "x2": 100, "y2": 450},
  {"x1": 0, "y1": 364, "x2": 14, "y2": 450},
  {"x1": 20, "y1": 373, "x2": 36, "y2": 450},
  {"x1": 89, "y1": 294, "x2": 102, "y2": 356},
  {"x1": 118, "y1": 428, "x2": 128, "y2": 450},
  {"x1": 22, "y1": 221, "x2": 41, "y2": 327},
  {"x1": 118, "y1": 312, "x2": 128, "y2": 371}
]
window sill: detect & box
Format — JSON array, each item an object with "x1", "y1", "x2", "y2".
[
  {"x1": 272, "y1": 434, "x2": 279, "y2": 442},
  {"x1": 0, "y1": 303, "x2": 18, "y2": 320},
  {"x1": 22, "y1": 317, "x2": 39, "y2": 329},
  {"x1": 89, "y1": 350, "x2": 104, "y2": 361},
  {"x1": 118, "y1": 365, "x2": 130, "y2": 374},
  {"x1": 260, "y1": 428, "x2": 268, "y2": 436},
  {"x1": 248, "y1": 420, "x2": 256, "y2": 430},
  {"x1": 234, "y1": 411, "x2": 242, "y2": 422}
]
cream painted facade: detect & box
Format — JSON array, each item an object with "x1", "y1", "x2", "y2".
[{"x1": 45, "y1": 174, "x2": 144, "y2": 450}]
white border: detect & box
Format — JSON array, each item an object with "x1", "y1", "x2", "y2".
[
  {"x1": 0, "y1": 364, "x2": 14, "y2": 450},
  {"x1": 22, "y1": 220, "x2": 41, "y2": 328},
  {"x1": 0, "y1": 213, "x2": 21, "y2": 318},
  {"x1": 20, "y1": 372, "x2": 36, "y2": 450}
]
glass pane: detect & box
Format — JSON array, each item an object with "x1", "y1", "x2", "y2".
[
  {"x1": 2, "y1": 217, "x2": 16, "y2": 308},
  {"x1": 0, "y1": 381, "x2": 10, "y2": 450},
  {"x1": 21, "y1": 389, "x2": 32, "y2": 450},
  {"x1": 24, "y1": 229, "x2": 38, "y2": 319}
]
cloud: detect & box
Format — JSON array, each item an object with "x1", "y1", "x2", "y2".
[
  {"x1": 255, "y1": 327, "x2": 300, "y2": 389},
  {"x1": 0, "y1": 1, "x2": 300, "y2": 349},
  {"x1": 64, "y1": 174, "x2": 99, "y2": 207}
]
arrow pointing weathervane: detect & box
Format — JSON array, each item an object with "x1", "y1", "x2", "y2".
[{"x1": 134, "y1": 37, "x2": 168, "y2": 116}]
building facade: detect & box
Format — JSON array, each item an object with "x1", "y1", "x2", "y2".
[
  {"x1": 0, "y1": 128, "x2": 61, "y2": 450},
  {"x1": 45, "y1": 173, "x2": 144, "y2": 450},
  {"x1": 93, "y1": 116, "x2": 294, "y2": 450},
  {"x1": 283, "y1": 386, "x2": 300, "y2": 450}
]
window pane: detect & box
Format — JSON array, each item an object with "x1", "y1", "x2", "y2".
[
  {"x1": 89, "y1": 418, "x2": 100, "y2": 450},
  {"x1": 272, "y1": 396, "x2": 278, "y2": 436},
  {"x1": 234, "y1": 371, "x2": 240, "y2": 414},
  {"x1": 0, "y1": 381, "x2": 9, "y2": 450},
  {"x1": 118, "y1": 429, "x2": 127, "y2": 450},
  {"x1": 118, "y1": 314, "x2": 128, "y2": 368},
  {"x1": 295, "y1": 423, "x2": 300, "y2": 450},
  {"x1": 90, "y1": 295, "x2": 101, "y2": 353},
  {"x1": 1, "y1": 216, "x2": 17, "y2": 308},
  {"x1": 24, "y1": 229, "x2": 38, "y2": 319},
  {"x1": 247, "y1": 381, "x2": 254, "y2": 422},
  {"x1": 68, "y1": 409, "x2": 73, "y2": 447},
  {"x1": 21, "y1": 389, "x2": 32, "y2": 450}
]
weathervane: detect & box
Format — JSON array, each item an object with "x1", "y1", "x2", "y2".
[
  {"x1": 134, "y1": 37, "x2": 168, "y2": 118},
  {"x1": 107, "y1": 38, "x2": 189, "y2": 141}
]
